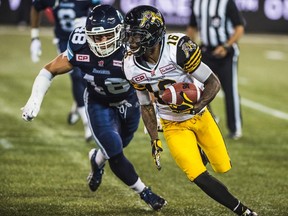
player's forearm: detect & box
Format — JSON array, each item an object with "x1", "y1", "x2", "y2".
[
  {"x1": 186, "y1": 26, "x2": 198, "y2": 42},
  {"x1": 196, "y1": 73, "x2": 220, "y2": 111},
  {"x1": 226, "y1": 25, "x2": 244, "y2": 46},
  {"x1": 30, "y1": 6, "x2": 41, "y2": 29},
  {"x1": 141, "y1": 104, "x2": 159, "y2": 141},
  {"x1": 28, "y1": 69, "x2": 53, "y2": 109},
  {"x1": 44, "y1": 53, "x2": 73, "y2": 76}
]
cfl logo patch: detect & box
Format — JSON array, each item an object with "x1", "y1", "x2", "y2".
[
  {"x1": 132, "y1": 73, "x2": 147, "y2": 83},
  {"x1": 76, "y1": 54, "x2": 90, "y2": 62}
]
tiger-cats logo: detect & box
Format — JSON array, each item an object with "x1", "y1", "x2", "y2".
[{"x1": 139, "y1": 11, "x2": 163, "y2": 28}]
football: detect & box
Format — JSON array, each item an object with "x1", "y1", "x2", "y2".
[{"x1": 161, "y1": 82, "x2": 202, "y2": 105}]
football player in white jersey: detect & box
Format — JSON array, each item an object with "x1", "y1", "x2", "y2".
[{"x1": 122, "y1": 5, "x2": 257, "y2": 216}]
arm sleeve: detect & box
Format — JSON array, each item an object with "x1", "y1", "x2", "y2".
[
  {"x1": 191, "y1": 62, "x2": 212, "y2": 83},
  {"x1": 188, "y1": 0, "x2": 197, "y2": 27},
  {"x1": 27, "y1": 68, "x2": 53, "y2": 108}
]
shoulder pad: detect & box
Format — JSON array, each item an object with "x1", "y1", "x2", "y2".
[
  {"x1": 176, "y1": 36, "x2": 202, "y2": 73},
  {"x1": 67, "y1": 27, "x2": 87, "y2": 52},
  {"x1": 67, "y1": 27, "x2": 87, "y2": 60}
]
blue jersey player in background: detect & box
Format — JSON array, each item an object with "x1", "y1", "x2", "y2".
[
  {"x1": 30, "y1": 0, "x2": 101, "y2": 142},
  {"x1": 22, "y1": 5, "x2": 167, "y2": 211}
]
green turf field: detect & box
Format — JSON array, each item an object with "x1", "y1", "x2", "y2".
[{"x1": 0, "y1": 26, "x2": 287, "y2": 216}]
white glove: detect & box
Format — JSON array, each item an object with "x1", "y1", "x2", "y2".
[
  {"x1": 21, "y1": 98, "x2": 41, "y2": 121},
  {"x1": 30, "y1": 38, "x2": 42, "y2": 63},
  {"x1": 21, "y1": 69, "x2": 53, "y2": 122}
]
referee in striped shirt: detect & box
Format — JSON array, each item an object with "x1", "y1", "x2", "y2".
[{"x1": 186, "y1": 0, "x2": 245, "y2": 140}]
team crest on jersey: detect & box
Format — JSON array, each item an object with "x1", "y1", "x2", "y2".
[
  {"x1": 76, "y1": 54, "x2": 90, "y2": 62},
  {"x1": 140, "y1": 11, "x2": 163, "y2": 28},
  {"x1": 181, "y1": 41, "x2": 197, "y2": 58},
  {"x1": 113, "y1": 60, "x2": 122, "y2": 67},
  {"x1": 211, "y1": 16, "x2": 221, "y2": 28},
  {"x1": 132, "y1": 73, "x2": 148, "y2": 83},
  {"x1": 159, "y1": 64, "x2": 176, "y2": 74},
  {"x1": 98, "y1": 60, "x2": 104, "y2": 67}
]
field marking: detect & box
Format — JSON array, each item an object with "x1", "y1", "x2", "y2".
[
  {"x1": 265, "y1": 50, "x2": 286, "y2": 60},
  {"x1": 241, "y1": 98, "x2": 288, "y2": 120},
  {"x1": 217, "y1": 93, "x2": 288, "y2": 120},
  {"x1": 0, "y1": 139, "x2": 13, "y2": 149}
]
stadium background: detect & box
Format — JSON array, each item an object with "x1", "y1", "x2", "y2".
[{"x1": 0, "y1": 0, "x2": 287, "y2": 34}]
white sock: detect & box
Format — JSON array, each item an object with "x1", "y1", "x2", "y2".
[
  {"x1": 77, "y1": 106, "x2": 88, "y2": 125},
  {"x1": 129, "y1": 178, "x2": 146, "y2": 193},
  {"x1": 95, "y1": 149, "x2": 107, "y2": 167}
]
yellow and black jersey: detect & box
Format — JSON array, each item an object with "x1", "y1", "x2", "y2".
[{"x1": 123, "y1": 33, "x2": 211, "y2": 122}]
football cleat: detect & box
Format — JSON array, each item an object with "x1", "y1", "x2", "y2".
[
  {"x1": 67, "y1": 103, "x2": 80, "y2": 125},
  {"x1": 227, "y1": 131, "x2": 242, "y2": 140},
  {"x1": 241, "y1": 208, "x2": 258, "y2": 216},
  {"x1": 139, "y1": 187, "x2": 167, "y2": 211},
  {"x1": 87, "y1": 149, "x2": 105, "y2": 192}
]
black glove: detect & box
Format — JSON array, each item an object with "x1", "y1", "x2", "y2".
[
  {"x1": 169, "y1": 91, "x2": 196, "y2": 114},
  {"x1": 151, "y1": 139, "x2": 163, "y2": 170}
]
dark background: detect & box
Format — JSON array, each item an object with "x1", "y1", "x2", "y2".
[{"x1": 0, "y1": 0, "x2": 287, "y2": 34}]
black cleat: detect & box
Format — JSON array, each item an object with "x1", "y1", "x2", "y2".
[
  {"x1": 87, "y1": 149, "x2": 105, "y2": 192},
  {"x1": 140, "y1": 187, "x2": 167, "y2": 211}
]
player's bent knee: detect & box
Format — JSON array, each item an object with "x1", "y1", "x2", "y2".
[
  {"x1": 186, "y1": 166, "x2": 207, "y2": 182},
  {"x1": 211, "y1": 162, "x2": 231, "y2": 173}
]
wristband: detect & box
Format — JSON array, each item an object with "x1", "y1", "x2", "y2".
[
  {"x1": 31, "y1": 28, "x2": 39, "y2": 39},
  {"x1": 223, "y1": 43, "x2": 231, "y2": 51}
]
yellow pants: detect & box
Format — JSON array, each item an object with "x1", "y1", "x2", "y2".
[{"x1": 161, "y1": 108, "x2": 231, "y2": 181}]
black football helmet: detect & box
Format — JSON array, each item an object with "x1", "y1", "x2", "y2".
[
  {"x1": 123, "y1": 5, "x2": 166, "y2": 57},
  {"x1": 85, "y1": 5, "x2": 124, "y2": 57}
]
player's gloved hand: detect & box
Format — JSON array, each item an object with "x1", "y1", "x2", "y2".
[
  {"x1": 21, "y1": 99, "x2": 41, "y2": 122},
  {"x1": 169, "y1": 91, "x2": 196, "y2": 115},
  {"x1": 151, "y1": 139, "x2": 163, "y2": 170},
  {"x1": 30, "y1": 38, "x2": 42, "y2": 63}
]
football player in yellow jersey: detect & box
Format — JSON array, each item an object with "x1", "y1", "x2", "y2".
[{"x1": 122, "y1": 5, "x2": 258, "y2": 216}]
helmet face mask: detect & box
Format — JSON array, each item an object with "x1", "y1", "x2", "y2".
[
  {"x1": 85, "y1": 5, "x2": 124, "y2": 57},
  {"x1": 124, "y1": 5, "x2": 166, "y2": 57}
]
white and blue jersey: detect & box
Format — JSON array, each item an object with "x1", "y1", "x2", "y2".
[
  {"x1": 66, "y1": 27, "x2": 140, "y2": 158},
  {"x1": 67, "y1": 27, "x2": 136, "y2": 104}
]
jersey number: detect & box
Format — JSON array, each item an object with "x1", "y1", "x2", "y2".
[
  {"x1": 57, "y1": 9, "x2": 76, "y2": 32},
  {"x1": 167, "y1": 35, "x2": 179, "y2": 46},
  {"x1": 71, "y1": 27, "x2": 86, "y2": 45},
  {"x1": 145, "y1": 79, "x2": 176, "y2": 104}
]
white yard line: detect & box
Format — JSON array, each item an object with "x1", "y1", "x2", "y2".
[
  {"x1": 241, "y1": 98, "x2": 288, "y2": 120},
  {"x1": 217, "y1": 93, "x2": 288, "y2": 121}
]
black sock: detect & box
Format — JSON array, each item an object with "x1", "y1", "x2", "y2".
[
  {"x1": 108, "y1": 152, "x2": 139, "y2": 186},
  {"x1": 194, "y1": 171, "x2": 244, "y2": 213}
]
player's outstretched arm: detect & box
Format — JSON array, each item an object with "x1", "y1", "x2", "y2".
[{"x1": 21, "y1": 53, "x2": 73, "y2": 121}]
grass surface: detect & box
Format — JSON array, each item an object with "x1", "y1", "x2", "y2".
[{"x1": 0, "y1": 26, "x2": 287, "y2": 216}]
